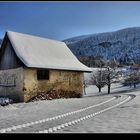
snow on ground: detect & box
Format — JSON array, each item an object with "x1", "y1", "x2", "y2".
[
  {"x1": 0, "y1": 82, "x2": 140, "y2": 133},
  {"x1": 60, "y1": 83, "x2": 140, "y2": 133}
]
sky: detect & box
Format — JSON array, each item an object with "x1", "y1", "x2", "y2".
[{"x1": 1, "y1": 1, "x2": 140, "y2": 40}]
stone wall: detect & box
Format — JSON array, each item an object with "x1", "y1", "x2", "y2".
[
  {"x1": 0, "y1": 67, "x2": 24, "y2": 102},
  {"x1": 23, "y1": 68, "x2": 84, "y2": 102},
  {"x1": 0, "y1": 67, "x2": 84, "y2": 102}
]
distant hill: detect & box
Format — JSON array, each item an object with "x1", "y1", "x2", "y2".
[{"x1": 63, "y1": 27, "x2": 140, "y2": 66}]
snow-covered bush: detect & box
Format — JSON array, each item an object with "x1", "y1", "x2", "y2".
[
  {"x1": 0, "y1": 97, "x2": 13, "y2": 106},
  {"x1": 121, "y1": 69, "x2": 140, "y2": 88}
]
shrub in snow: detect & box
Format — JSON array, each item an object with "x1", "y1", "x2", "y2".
[
  {"x1": 122, "y1": 68, "x2": 140, "y2": 88},
  {"x1": 0, "y1": 97, "x2": 13, "y2": 106},
  {"x1": 27, "y1": 90, "x2": 82, "y2": 102}
]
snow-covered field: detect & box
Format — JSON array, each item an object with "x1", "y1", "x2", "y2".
[
  {"x1": 0, "y1": 82, "x2": 140, "y2": 133},
  {"x1": 61, "y1": 85, "x2": 140, "y2": 133}
]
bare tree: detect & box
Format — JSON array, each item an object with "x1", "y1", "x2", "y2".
[
  {"x1": 103, "y1": 66, "x2": 121, "y2": 94},
  {"x1": 90, "y1": 65, "x2": 120, "y2": 94},
  {"x1": 89, "y1": 59, "x2": 107, "y2": 93},
  {"x1": 104, "y1": 66, "x2": 112, "y2": 94},
  {"x1": 90, "y1": 69, "x2": 107, "y2": 93},
  {"x1": 90, "y1": 56, "x2": 121, "y2": 94}
]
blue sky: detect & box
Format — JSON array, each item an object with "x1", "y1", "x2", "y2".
[{"x1": 1, "y1": 1, "x2": 140, "y2": 40}]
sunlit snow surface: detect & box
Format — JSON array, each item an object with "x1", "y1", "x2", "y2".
[{"x1": 0, "y1": 81, "x2": 140, "y2": 133}]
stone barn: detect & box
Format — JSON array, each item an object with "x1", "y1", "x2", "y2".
[{"x1": 0, "y1": 31, "x2": 91, "y2": 102}]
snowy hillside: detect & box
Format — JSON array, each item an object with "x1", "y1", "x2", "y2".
[{"x1": 64, "y1": 27, "x2": 140, "y2": 65}]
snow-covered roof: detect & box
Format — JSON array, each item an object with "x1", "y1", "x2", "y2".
[{"x1": 6, "y1": 31, "x2": 92, "y2": 72}]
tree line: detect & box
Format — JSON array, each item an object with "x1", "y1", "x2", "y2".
[{"x1": 87, "y1": 60, "x2": 140, "y2": 94}]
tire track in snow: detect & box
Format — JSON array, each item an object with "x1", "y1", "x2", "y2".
[
  {"x1": 38, "y1": 95, "x2": 134, "y2": 133},
  {"x1": 0, "y1": 96, "x2": 118, "y2": 133}
]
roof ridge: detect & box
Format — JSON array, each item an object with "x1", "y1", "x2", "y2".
[{"x1": 7, "y1": 31, "x2": 64, "y2": 44}]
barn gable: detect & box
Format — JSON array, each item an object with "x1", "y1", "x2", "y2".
[{"x1": 0, "y1": 35, "x2": 24, "y2": 70}]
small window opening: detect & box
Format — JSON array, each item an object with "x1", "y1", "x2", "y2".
[{"x1": 37, "y1": 69, "x2": 49, "y2": 80}]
